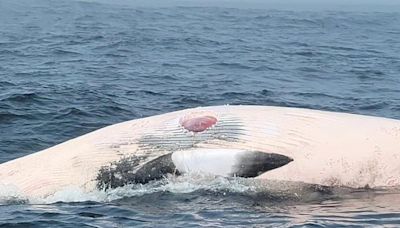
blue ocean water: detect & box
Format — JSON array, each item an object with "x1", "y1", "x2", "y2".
[{"x1": 1, "y1": 0, "x2": 400, "y2": 227}]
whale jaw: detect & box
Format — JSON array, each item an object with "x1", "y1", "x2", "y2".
[
  {"x1": 232, "y1": 151, "x2": 293, "y2": 178},
  {"x1": 96, "y1": 149, "x2": 293, "y2": 189}
]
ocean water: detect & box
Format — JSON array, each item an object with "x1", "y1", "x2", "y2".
[{"x1": 1, "y1": 0, "x2": 400, "y2": 227}]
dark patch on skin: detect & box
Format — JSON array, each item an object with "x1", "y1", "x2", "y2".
[
  {"x1": 133, "y1": 153, "x2": 180, "y2": 184},
  {"x1": 232, "y1": 151, "x2": 293, "y2": 178},
  {"x1": 96, "y1": 156, "x2": 146, "y2": 189},
  {"x1": 96, "y1": 153, "x2": 179, "y2": 190}
]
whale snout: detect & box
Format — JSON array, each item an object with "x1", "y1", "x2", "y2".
[{"x1": 233, "y1": 151, "x2": 293, "y2": 178}]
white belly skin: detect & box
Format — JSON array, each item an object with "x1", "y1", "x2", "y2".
[{"x1": 1, "y1": 105, "x2": 400, "y2": 198}]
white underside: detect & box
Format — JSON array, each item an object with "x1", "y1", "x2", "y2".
[
  {"x1": 1, "y1": 105, "x2": 400, "y2": 198},
  {"x1": 172, "y1": 149, "x2": 246, "y2": 176}
]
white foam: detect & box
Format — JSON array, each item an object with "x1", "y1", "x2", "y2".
[
  {"x1": 0, "y1": 174, "x2": 312, "y2": 204},
  {"x1": 104, "y1": 174, "x2": 259, "y2": 201},
  {"x1": 0, "y1": 183, "x2": 27, "y2": 204}
]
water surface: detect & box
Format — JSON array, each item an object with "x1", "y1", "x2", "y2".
[{"x1": 1, "y1": 0, "x2": 400, "y2": 227}]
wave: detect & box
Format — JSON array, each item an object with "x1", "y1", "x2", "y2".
[
  {"x1": 52, "y1": 107, "x2": 92, "y2": 120},
  {"x1": 2, "y1": 93, "x2": 40, "y2": 103},
  {"x1": 0, "y1": 184, "x2": 28, "y2": 205},
  {"x1": 211, "y1": 62, "x2": 253, "y2": 70},
  {"x1": 52, "y1": 49, "x2": 82, "y2": 55},
  {"x1": 0, "y1": 173, "x2": 364, "y2": 205},
  {"x1": 0, "y1": 111, "x2": 27, "y2": 124},
  {"x1": 0, "y1": 81, "x2": 16, "y2": 87}
]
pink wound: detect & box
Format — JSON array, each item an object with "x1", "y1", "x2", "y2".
[{"x1": 180, "y1": 115, "x2": 217, "y2": 133}]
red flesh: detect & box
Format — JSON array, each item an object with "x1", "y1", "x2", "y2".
[{"x1": 180, "y1": 115, "x2": 217, "y2": 133}]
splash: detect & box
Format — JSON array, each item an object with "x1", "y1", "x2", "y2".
[
  {"x1": 0, "y1": 183, "x2": 28, "y2": 204},
  {"x1": 0, "y1": 174, "x2": 354, "y2": 205}
]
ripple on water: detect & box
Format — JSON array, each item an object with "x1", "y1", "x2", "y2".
[
  {"x1": 1, "y1": 0, "x2": 400, "y2": 226},
  {"x1": 3, "y1": 176, "x2": 400, "y2": 227}
]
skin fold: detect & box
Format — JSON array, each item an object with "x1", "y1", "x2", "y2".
[{"x1": 1, "y1": 105, "x2": 400, "y2": 198}]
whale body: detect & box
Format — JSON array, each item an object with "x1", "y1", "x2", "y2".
[{"x1": 1, "y1": 105, "x2": 400, "y2": 198}]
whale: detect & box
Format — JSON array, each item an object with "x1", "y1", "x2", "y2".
[{"x1": 1, "y1": 105, "x2": 400, "y2": 198}]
